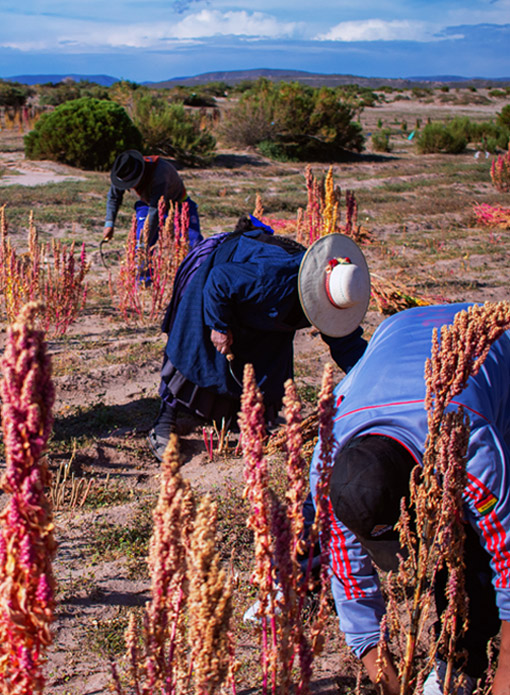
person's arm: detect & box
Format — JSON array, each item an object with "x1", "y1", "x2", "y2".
[
  {"x1": 321, "y1": 326, "x2": 367, "y2": 373},
  {"x1": 104, "y1": 185, "x2": 124, "y2": 240},
  {"x1": 362, "y1": 645, "x2": 400, "y2": 695},
  {"x1": 493, "y1": 620, "x2": 510, "y2": 695},
  {"x1": 203, "y1": 263, "x2": 259, "y2": 334}
]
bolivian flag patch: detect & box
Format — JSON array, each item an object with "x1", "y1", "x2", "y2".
[{"x1": 476, "y1": 493, "x2": 498, "y2": 516}]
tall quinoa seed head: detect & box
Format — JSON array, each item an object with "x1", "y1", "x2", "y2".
[{"x1": 0, "y1": 301, "x2": 57, "y2": 695}]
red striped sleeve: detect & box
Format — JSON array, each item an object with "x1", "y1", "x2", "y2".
[
  {"x1": 466, "y1": 472, "x2": 510, "y2": 588},
  {"x1": 328, "y1": 502, "x2": 365, "y2": 600}
]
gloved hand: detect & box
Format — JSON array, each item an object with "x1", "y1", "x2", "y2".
[{"x1": 423, "y1": 659, "x2": 476, "y2": 695}]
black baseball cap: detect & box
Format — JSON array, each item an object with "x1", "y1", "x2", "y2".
[
  {"x1": 329, "y1": 434, "x2": 416, "y2": 571},
  {"x1": 110, "y1": 150, "x2": 145, "y2": 189}
]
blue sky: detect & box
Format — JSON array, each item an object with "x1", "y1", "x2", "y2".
[{"x1": 1, "y1": 1, "x2": 510, "y2": 82}]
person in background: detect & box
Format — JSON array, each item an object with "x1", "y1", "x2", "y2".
[
  {"x1": 103, "y1": 149, "x2": 202, "y2": 250},
  {"x1": 309, "y1": 302, "x2": 510, "y2": 695},
  {"x1": 147, "y1": 216, "x2": 371, "y2": 461}
]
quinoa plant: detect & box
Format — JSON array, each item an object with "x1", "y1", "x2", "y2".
[
  {"x1": 0, "y1": 302, "x2": 57, "y2": 695},
  {"x1": 110, "y1": 198, "x2": 190, "y2": 325},
  {"x1": 239, "y1": 363, "x2": 336, "y2": 695},
  {"x1": 473, "y1": 202, "x2": 510, "y2": 229},
  {"x1": 112, "y1": 434, "x2": 234, "y2": 695},
  {"x1": 490, "y1": 145, "x2": 510, "y2": 192},
  {"x1": 0, "y1": 210, "x2": 89, "y2": 337}
]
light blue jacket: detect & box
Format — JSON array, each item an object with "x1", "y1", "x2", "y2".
[{"x1": 310, "y1": 303, "x2": 510, "y2": 657}]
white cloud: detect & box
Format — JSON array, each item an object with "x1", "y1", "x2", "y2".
[
  {"x1": 316, "y1": 18, "x2": 463, "y2": 42},
  {"x1": 170, "y1": 10, "x2": 299, "y2": 39},
  {"x1": 0, "y1": 9, "x2": 301, "y2": 51}
]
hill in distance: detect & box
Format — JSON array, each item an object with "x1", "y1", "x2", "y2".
[
  {"x1": 146, "y1": 68, "x2": 510, "y2": 89},
  {"x1": 4, "y1": 68, "x2": 510, "y2": 89}
]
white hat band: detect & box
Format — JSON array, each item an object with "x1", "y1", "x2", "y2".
[{"x1": 326, "y1": 260, "x2": 366, "y2": 310}]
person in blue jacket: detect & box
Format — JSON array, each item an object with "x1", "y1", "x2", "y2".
[
  {"x1": 148, "y1": 216, "x2": 372, "y2": 461},
  {"x1": 103, "y1": 149, "x2": 202, "y2": 249},
  {"x1": 309, "y1": 302, "x2": 510, "y2": 695}
]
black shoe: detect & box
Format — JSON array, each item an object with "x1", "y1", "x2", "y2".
[
  {"x1": 147, "y1": 428, "x2": 169, "y2": 462},
  {"x1": 147, "y1": 400, "x2": 177, "y2": 461}
]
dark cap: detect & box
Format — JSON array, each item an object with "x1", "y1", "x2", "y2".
[
  {"x1": 329, "y1": 434, "x2": 416, "y2": 571},
  {"x1": 110, "y1": 150, "x2": 145, "y2": 189}
]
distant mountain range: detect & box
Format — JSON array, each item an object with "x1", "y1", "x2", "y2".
[
  {"x1": 5, "y1": 74, "x2": 119, "y2": 86},
  {"x1": 4, "y1": 69, "x2": 510, "y2": 89}
]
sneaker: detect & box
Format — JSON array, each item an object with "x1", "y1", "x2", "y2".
[
  {"x1": 147, "y1": 428, "x2": 169, "y2": 462},
  {"x1": 423, "y1": 659, "x2": 476, "y2": 695},
  {"x1": 243, "y1": 589, "x2": 284, "y2": 624}
]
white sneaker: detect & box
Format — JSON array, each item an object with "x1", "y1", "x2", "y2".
[
  {"x1": 423, "y1": 659, "x2": 476, "y2": 695},
  {"x1": 243, "y1": 590, "x2": 284, "y2": 624}
]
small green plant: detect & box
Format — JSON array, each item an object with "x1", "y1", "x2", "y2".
[
  {"x1": 372, "y1": 129, "x2": 392, "y2": 153},
  {"x1": 87, "y1": 609, "x2": 135, "y2": 658},
  {"x1": 24, "y1": 97, "x2": 142, "y2": 170},
  {"x1": 416, "y1": 122, "x2": 467, "y2": 154}
]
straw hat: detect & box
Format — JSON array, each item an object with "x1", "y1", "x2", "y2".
[
  {"x1": 298, "y1": 234, "x2": 370, "y2": 337},
  {"x1": 110, "y1": 150, "x2": 145, "y2": 189}
]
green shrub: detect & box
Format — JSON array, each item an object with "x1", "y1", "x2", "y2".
[
  {"x1": 0, "y1": 80, "x2": 33, "y2": 107},
  {"x1": 371, "y1": 129, "x2": 392, "y2": 152},
  {"x1": 496, "y1": 104, "x2": 510, "y2": 130},
  {"x1": 39, "y1": 80, "x2": 110, "y2": 106},
  {"x1": 489, "y1": 89, "x2": 507, "y2": 98},
  {"x1": 446, "y1": 115, "x2": 508, "y2": 151},
  {"x1": 416, "y1": 122, "x2": 467, "y2": 154},
  {"x1": 257, "y1": 139, "x2": 294, "y2": 161},
  {"x1": 412, "y1": 87, "x2": 432, "y2": 98},
  {"x1": 24, "y1": 97, "x2": 142, "y2": 170},
  {"x1": 219, "y1": 80, "x2": 364, "y2": 160},
  {"x1": 132, "y1": 94, "x2": 216, "y2": 165}
]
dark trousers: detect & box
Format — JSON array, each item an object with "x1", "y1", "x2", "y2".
[{"x1": 434, "y1": 523, "x2": 500, "y2": 678}]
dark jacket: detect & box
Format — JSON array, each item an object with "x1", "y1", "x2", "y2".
[{"x1": 162, "y1": 226, "x2": 366, "y2": 417}]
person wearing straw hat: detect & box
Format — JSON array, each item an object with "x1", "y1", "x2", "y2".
[
  {"x1": 309, "y1": 303, "x2": 510, "y2": 695},
  {"x1": 147, "y1": 217, "x2": 371, "y2": 461},
  {"x1": 103, "y1": 149, "x2": 202, "y2": 250}
]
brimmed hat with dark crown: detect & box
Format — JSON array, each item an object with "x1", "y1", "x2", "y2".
[
  {"x1": 298, "y1": 234, "x2": 370, "y2": 337},
  {"x1": 110, "y1": 150, "x2": 145, "y2": 189},
  {"x1": 329, "y1": 434, "x2": 417, "y2": 571}
]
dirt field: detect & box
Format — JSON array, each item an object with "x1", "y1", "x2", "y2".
[{"x1": 0, "y1": 88, "x2": 509, "y2": 694}]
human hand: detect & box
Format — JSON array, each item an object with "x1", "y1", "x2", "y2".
[
  {"x1": 210, "y1": 329, "x2": 233, "y2": 356},
  {"x1": 361, "y1": 645, "x2": 400, "y2": 695},
  {"x1": 103, "y1": 226, "x2": 114, "y2": 242},
  {"x1": 493, "y1": 621, "x2": 510, "y2": 695}
]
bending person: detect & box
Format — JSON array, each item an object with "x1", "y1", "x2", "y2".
[
  {"x1": 310, "y1": 302, "x2": 510, "y2": 695},
  {"x1": 103, "y1": 149, "x2": 202, "y2": 249},
  {"x1": 148, "y1": 216, "x2": 371, "y2": 461}
]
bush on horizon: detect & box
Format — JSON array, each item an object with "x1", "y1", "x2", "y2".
[
  {"x1": 219, "y1": 79, "x2": 364, "y2": 161},
  {"x1": 39, "y1": 80, "x2": 110, "y2": 106},
  {"x1": 24, "y1": 97, "x2": 142, "y2": 170},
  {"x1": 0, "y1": 80, "x2": 33, "y2": 108},
  {"x1": 131, "y1": 94, "x2": 216, "y2": 166}
]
